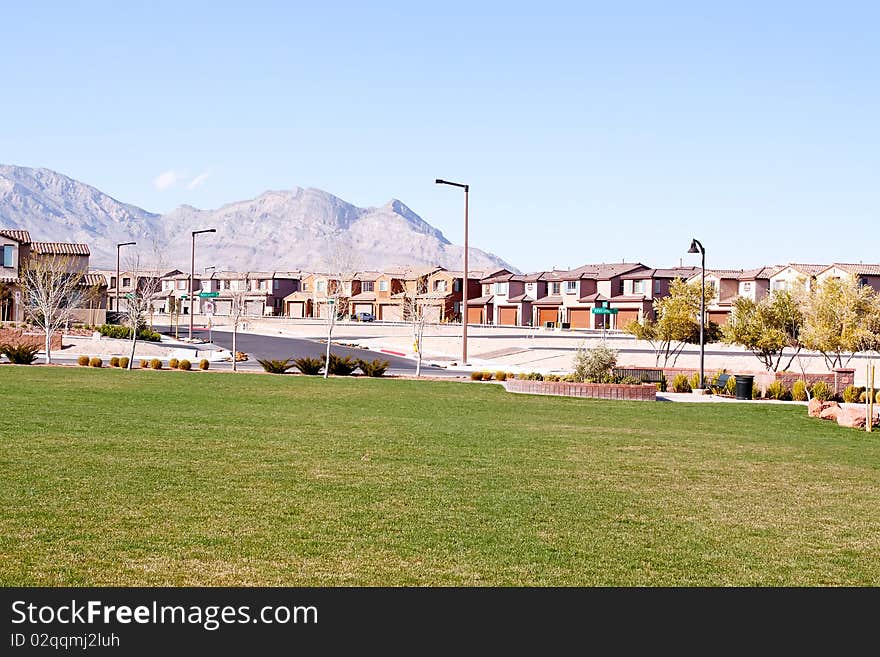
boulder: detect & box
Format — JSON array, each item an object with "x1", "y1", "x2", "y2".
[
  {"x1": 819, "y1": 403, "x2": 841, "y2": 421},
  {"x1": 808, "y1": 398, "x2": 825, "y2": 417},
  {"x1": 836, "y1": 408, "x2": 879, "y2": 429}
]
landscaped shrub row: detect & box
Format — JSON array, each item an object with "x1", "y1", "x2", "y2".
[
  {"x1": 257, "y1": 354, "x2": 390, "y2": 376},
  {"x1": 98, "y1": 324, "x2": 162, "y2": 342}
]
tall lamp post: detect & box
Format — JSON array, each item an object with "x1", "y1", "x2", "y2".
[
  {"x1": 435, "y1": 178, "x2": 469, "y2": 365},
  {"x1": 189, "y1": 229, "x2": 216, "y2": 340},
  {"x1": 115, "y1": 241, "x2": 136, "y2": 315},
  {"x1": 687, "y1": 238, "x2": 706, "y2": 390}
]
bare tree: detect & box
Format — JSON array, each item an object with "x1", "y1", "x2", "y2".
[
  {"x1": 120, "y1": 254, "x2": 165, "y2": 370},
  {"x1": 318, "y1": 246, "x2": 359, "y2": 379},
  {"x1": 229, "y1": 272, "x2": 251, "y2": 372},
  {"x1": 19, "y1": 254, "x2": 84, "y2": 364},
  {"x1": 401, "y1": 286, "x2": 429, "y2": 377}
]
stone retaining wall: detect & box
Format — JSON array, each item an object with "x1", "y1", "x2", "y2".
[
  {"x1": 504, "y1": 379, "x2": 656, "y2": 401},
  {"x1": 0, "y1": 328, "x2": 61, "y2": 351}
]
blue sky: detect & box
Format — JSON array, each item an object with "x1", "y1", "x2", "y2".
[{"x1": 1, "y1": 1, "x2": 877, "y2": 272}]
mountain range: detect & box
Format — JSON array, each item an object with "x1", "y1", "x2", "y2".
[{"x1": 0, "y1": 165, "x2": 516, "y2": 273}]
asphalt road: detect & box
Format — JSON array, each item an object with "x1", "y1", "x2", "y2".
[{"x1": 160, "y1": 326, "x2": 459, "y2": 377}]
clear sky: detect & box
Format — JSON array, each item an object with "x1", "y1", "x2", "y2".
[{"x1": 1, "y1": 1, "x2": 877, "y2": 272}]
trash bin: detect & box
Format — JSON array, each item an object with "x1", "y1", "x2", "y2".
[{"x1": 734, "y1": 375, "x2": 754, "y2": 400}]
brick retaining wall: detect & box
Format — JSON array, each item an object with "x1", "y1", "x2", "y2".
[{"x1": 504, "y1": 379, "x2": 656, "y2": 401}]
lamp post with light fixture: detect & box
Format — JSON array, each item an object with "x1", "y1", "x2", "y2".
[
  {"x1": 687, "y1": 238, "x2": 706, "y2": 390},
  {"x1": 435, "y1": 179, "x2": 469, "y2": 365},
  {"x1": 189, "y1": 229, "x2": 216, "y2": 340}
]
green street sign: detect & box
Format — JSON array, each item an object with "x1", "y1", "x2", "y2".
[
  {"x1": 591, "y1": 307, "x2": 619, "y2": 315},
  {"x1": 124, "y1": 293, "x2": 135, "y2": 299},
  {"x1": 198, "y1": 291, "x2": 220, "y2": 298},
  {"x1": 179, "y1": 295, "x2": 188, "y2": 300}
]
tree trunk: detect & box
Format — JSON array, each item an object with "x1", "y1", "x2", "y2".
[
  {"x1": 44, "y1": 328, "x2": 52, "y2": 365},
  {"x1": 232, "y1": 323, "x2": 238, "y2": 372},
  {"x1": 128, "y1": 331, "x2": 137, "y2": 370},
  {"x1": 324, "y1": 321, "x2": 332, "y2": 379}
]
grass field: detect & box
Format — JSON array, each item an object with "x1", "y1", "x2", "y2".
[{"x1": 2, "y1": 366, "x2": 879, "y2": 586}]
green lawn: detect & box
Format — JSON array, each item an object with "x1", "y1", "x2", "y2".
[{"x1": 2, "y1": 366, "x2": 879, "y2": 586}]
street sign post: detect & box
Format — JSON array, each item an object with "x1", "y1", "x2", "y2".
[{"x1": 198, "y1": 291, "x2": 220, "y2": 298}]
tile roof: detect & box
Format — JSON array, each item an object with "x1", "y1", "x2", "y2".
[
  {"x1": 349, "y1": 292, "x2": 376, "y2": 301},
  {"x1": 826, "y1": 263, "x2": 880, "y2": 276},
  {"x1": 80, "y1": 273, "x2": 107, "y2": 286},
  {"x1": 0, "y1": 229, "x2": 31, "y2": 243},
  {"x1": 0, "y1": 275, "x2": 18, "y2": 283},
  {"x1": 577, "y1": 292, "x2": 608, "y2": 303},
  {"x1": 29, "y1": 242, "x2": 90, "y2": 256},
  {"x1": 783, "y1": 263, "x2": 828, "y2": 276},
  {"x1": 284, "y1": 291, "x2": 312, "y2": 301},
  {"x1": 609, "y1": 295, "x2": 647, "y2": 302},
  {"x1": 625, "y1": 267, "x2": 699, "y2": 279},
  {"x1": 467, "y1": 295, "x2": 493, "y2": 305},
  {"x1": 566, "y1": 262, "x2": 648, "y2": 279},
  {"x1": 506, "y1": 294, "x2": 534, "y2": 303},
  {"x1": 533, "y1": 295, "x2": 563, "y2": 305},
  {"x1": 738, "y1": 266, "x2": 781, "y2": 280}
]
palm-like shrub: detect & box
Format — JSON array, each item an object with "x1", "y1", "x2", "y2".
[
  {"x1": 811, "y1": 381, "x2": 832, "y2": 401},
  {"x1": 293, "y1": 357, "x2": 323, "y2": 375},
  {"x1": 791, "y1": 380, "x2": 808, "y2": 402},
  {"x1": 842, "y1": 385, "x2": 863, "y2": 404},
  {"x1": 324, "y1": 354, "x2": 357, "y2": 376},
  {"x1": 671, "y1": 373, "x2": 691, "y2": 393},
  {"x1": 357, "y1": 359, "x2": 389, "y2": 377},
  {"x1": 0, "y1": 343, "x2": 40, "y2": 364},
  {"x1": 766, "y1": 380, "x2": 790, "y2": 400},
  {"x1": 258, "y1": 358, "x2": 296, "y2": 374}
]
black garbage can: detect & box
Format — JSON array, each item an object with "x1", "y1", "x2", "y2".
[{"x1": 734, "y1": 375, "x2": 754, "y2": 400}]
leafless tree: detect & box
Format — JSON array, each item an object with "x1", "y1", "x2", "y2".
[
  {"x1": 229, "y1": 273, "x2": 251, "y2": 372},
  {"x1": 401, "y1": 287, "x2": 429, "y2": 377},
  {"x1": 121, "y1": 253, "x2": 165, "y2": 370},
  {"x1": 318, "y1": 246, "x2": 359, "y2": 379},
  {"x1": 19, "y1": 254, "x2": 84, "y2": 364}
]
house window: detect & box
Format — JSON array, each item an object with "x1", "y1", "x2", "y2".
[
  {"x1": 274, "y1": 280, "x2": 280, "y2": 290},
  {"x1": 632, "y1": 280, "x2": 645, "y2": 295},
  {"x1": 378, "y1": 280, "x2": 388, "y2": 292},
  {"x1": 317, "y1": 281, "x2": 326, "y2": 293},
  {"x1": 742, "y1": 282, "x2": 752, "y2": 292},
  {"x1": 362, "y1": 281, "x2": 374, "y2": 292},
  {"x1": 550, "y1": 282, "x2": 561, "y2": 295},
  {"x1": 483, "y1": 284, "x2": 490, "y2": 295},
  {"x1": 177, "y1": 280, "x2": 186, "y2": 290},
  {"x1": 772, "y1": 280, "x2": 788, "y2": 292},
  {"x1": 434, "y1": 280, "x2": 447, "y2": 292},
  {"x1": 654, "y1": 281, "x2": 661, "y2": 295},
  {"x1": 123, "y1": 277, "x2": 131, "y2": 288},
  {"x1": 110, "y1": 277, "x2": 117, "y2": 289},
  {"x1": 564, "y1": 281, "x2": 577, "y2": 294},
  {"x1": 494, "y1": 282, "x2": 508, "y2": 294},
  {"x1": 2, "y1": 245, "x2": 13, "y2": 268},
  {"x1": 222, "y1": 280, "x2": 231, "y2": 290},
  {"x1": 526, "y1": 283, "x2": 534, "y2": 291},
  {"x1": 453, "y1": 279, "x2": 462, "y2": 292},
  {"x1": 302, "y1": 283, "x2": 309, "y2": 292}
]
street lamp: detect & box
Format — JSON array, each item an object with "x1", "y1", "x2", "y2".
[
  {"x1": 687, "y1": 238, "x2": 706, "y2": 390},
  {"x1": 189, "y1": 229, "x2": 216, "y2": 340},
  {"x1": 115, "y1": 241, "x2": 136, "y2": 314},
  {"x1": 435, "y1": 178, "x2": 469, "y2": 365}
]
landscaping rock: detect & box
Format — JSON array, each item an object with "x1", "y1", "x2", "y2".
[
  {"x1": 819, "y1": 403, "x2": 841, "y2": 421},
  {"x1": 836, "y1": 408, "x2": 879, "y2": 429},
  {"x1": 808, "y1": 398, "x2": 824, "y2": 417}
]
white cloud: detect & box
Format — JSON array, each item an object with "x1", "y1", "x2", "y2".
[
  {"x1": 187, "y1": 172, "x2": 210, "y2": 190},
  {"x1": 153, "y1": 170, "x2": 181, "y2": 191}
]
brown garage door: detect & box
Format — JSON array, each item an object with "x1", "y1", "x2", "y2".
[
  {"x1": 569, "y1": 309, "x2": 590, "y2": 329},
  {"x1": 538, "y1": 308, "x2": 558, "y2": 326},
  {"x1": 379, "y1": 304, "x2": 401, "y2": 321},
  {"x1": 467, "y1": 307, "x2": 484, "y2": 324},
  {"x1": 708, "y1": 311, "x2": 729, "y2": 326},
  {"x1": 615, "y1": 309, "x2": 639, "y2": 329},
  {"x1": 498, "y1": 307, "x2": 517, "y2": 325},
  {"x1": 354, "y1": 303, "x2": 373, "y2": 314}
]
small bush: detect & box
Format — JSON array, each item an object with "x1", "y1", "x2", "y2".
[
  {"x1": 859, "y1": 391, "x2": 867, "y2": 403},
  {"x1": 178, "y1": 359, "x2": 191, "y2": 371},
  {"x1": 671, "y1": 373, "x2": 691, "y2": 393},
  {"x1": 842, "y1": 385, "x2": 863, "y2": 404},
  {"x1": 526, "y1": 372, "x2": 543, "y2": 381},
  {"x1": 563, "y1": 374, "x2": 577, "y2": 382},
  {"x1": 293, "y1": 357, "x2": 323, "y2": 375},
  {"x1": 689, "y1": 372, "x2": 702, "y2": 390},
  {"x1": 572, "y1": 343, "x2": 618, "y2": 383},
  {"x1": 0, "y1": 343, "x2": 40, "y2": 365},
  {"x1": 481, "y1": 371, "x2": 493, "y2": 381},
  {"x1": 811, "y1": 381, "x2": 832, "y2": 402},
  {"x1": 876, "y1": 390, "x2": 880, "y2": 404},
  {"x1": 140, "y1": 359, "x2": 150, "y2": 369},
  {"x1": 89, "y1": 357, "x2": 103, "y2": 368},
  {"x1": 545, "y1": 374, "x2": 560, "y2": 382},
  {"x1": 724, "y1": 376, "x2": 736, "y2": 396},
  {"x1": 357, "y1": 359, "x2": 389, "y2": 377},
  {"x1": 258, "y1": 358, "x2": 296, "y2": 374},
  {"x1": 77, "y1": 355, "x2": 90, "y2": 367},
  {"x1": 470, "y1": 371, "x2": 483, "y2": 381},
  {"x1": 766, "y1": 380, "x2": 790, "y2": 401},
  {"x1": 110, "y1": 356, "x2": 120, "y2": 368},
  {"x1": 119, "y1": 357, "x2": 130, "y2": 369},
  {"x1": 495, "y1": 371, "x2": 507, "y2": 382},
  {"x1": 150, "y1": 358, "x2": 162, "y2": 370},
  {"x1": 199, "y1": 359, "x2": 210, "y2": 371},
  {"x1": 97, "y1": 324, "x2": 162, "y2": 342},
  {"x1": 656, "y1": 372, "x2": 668, "y2": 392},
  {"x1": 324, "y1": 354, "x2": 358, "y2": 376},
  {"x1": 506, "y1": 372, "x2": 516, "y2": 381},
  {"x1": 517, "y1": 373, "x2": 526, "y2": 380},
  {"x1": 752, "y1": 385, "x2": 762, "y2": 400},
  {"x1": 168, "y1": 358, "x2": 179, "y2": 369},
  {"x1": 791, "y1": 380, "x2": 808, "y2": 402}
]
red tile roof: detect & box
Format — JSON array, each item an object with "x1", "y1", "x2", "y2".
[
  {"x1": 0, "y1": 229, "x2": 31, "y2": 243},
  {"x1": 826, "y1": 263, "x2": 880, "y2": 276},
  {"x1": 29, "y1": 242, "x2": 90, "y2": 256}
]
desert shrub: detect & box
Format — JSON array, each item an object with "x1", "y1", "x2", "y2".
[
  {"x1": 791, "y1": 380, "x2": 808, "y2": 402},
  {"x1": 689, "y1": 372, "x2": 702, "y2": 390},
  {"x1": 656, "y1": 372, "x2": 668, "y2": 392},
  {"x1": 859, "y1": 391, "x2": 867, "y2": 403},
  {"x1": 619, "y1": 375, "x2": 642, "y2": 385},
  {"x1": 506, "y1": 372, "x2": 516, "y2": 381},
  {"x1": 563, "y1": 374, "x2": 577, "y2": 382},
  {"x1": 97, "y1": 324, "x2": 161, "y2": 342},
  {"x1": 178, "y1": 359, "x2": 191, "y2": 371},
  {"x1": 572, "y1": 343, "x2": 618, "y2": 383},
  {"x1": 77, "y1": 355, "x2": 90, "y2": 366},
  {"x1": 842, "y1": 385, "x2": 863, "y2": 404},
  {"x1": 199, "y1": 359, "x2": 210, "y2": 371},
  {"x1": 168, "y1": 358, "x2": 179, "y2": 369},
  {"x1": 724, "y1": 376, "x2": 736, "y2": 396},
  {"x1": 495, "y1": 371, "x2": 507, "y2": 382},
  {"x1": 766, "y1": 380, "x2": 790, "y2": 401},
  {"x1": 671, "y1": 373, "x2": 691, "y2": 393},
  {"x1": 545, "y1": 374, "x2": 560, "y2": 382},
  {"x1": 876, "y1": 390, "x2": 880, "y2": 404},
  {"x1": 110, "y1": 356, "x2": 120, "y2": 368},
  {"x1": 470, "y1": 371, "x2": 483, "y2": 381},
  {"x1": 516, "y1": 373, "x2": 526, "y2": 380},
  {"x1": 140, "y1": 359, "x2": 150, "y2": 369},
  {"x1": 357, "y1": 359, "x2": 389, "y2": 377},
  {"x1": 526, "y1": 372, "x2": 543, "y2": 381},
  {"x1": 293, "y1": 357, "x2": 323, "y2": 375},
  {"x1": 0, "y1": 343, "x2": 40, "y2": 364},
  {"x1": 752, "y1": 385, "x2": 762, "y2": 399},
  {"x1": 89, "y1": 357, "x2": 102, "y2": 368},
  {"x1": 811, "y1": 381, "x2": 832, "y2": 401},
  {"x1": 257, "y1": 358, "x2": 296, "y2": 374},
  {"x1": 323, "y1": 354, "x2": 357, "y2": 376},
  {"x1": 150, "y1": 358, "x2": 162, "y2": 370},
  {"x1": 119, "y1": 357, "x2": 130, "y2": 369}
]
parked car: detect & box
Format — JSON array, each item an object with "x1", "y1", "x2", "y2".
[{"x1": 354, "y1": 312, "x2": 375, "y2": 322}]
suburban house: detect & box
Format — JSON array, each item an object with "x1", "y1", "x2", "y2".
[
  {"x1": 425, "y1": 268, "x2": 507, "y2": 324},
  {"x1": 735, "y1": 266, "x2": 779, "y2": 302},
  {"x1": 685, "y1": 268, "x2": 751, "y2": 326},
  {"x1": 815, "y1": 263, "x2": 880, "y2": 293},
  {"x1": 204, "y1": 271, "x2": 300, "y2": 317},
  {"x1": 768, "y1": 264, "x2": 827, "y2": 295},
  {"x1": 614, "y1": 266, "x2": 701, "y2": 327},
  {"x1": 0, "y1": 228, "x2": 94, "y2": 323},
  {"x1": 108, "y1": 268, "x2": 182, "y2": 313}
]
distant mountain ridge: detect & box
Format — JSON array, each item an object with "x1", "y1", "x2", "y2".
[{"x1": 0, "y1": 165, "x2": 517, "y2": 273}]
